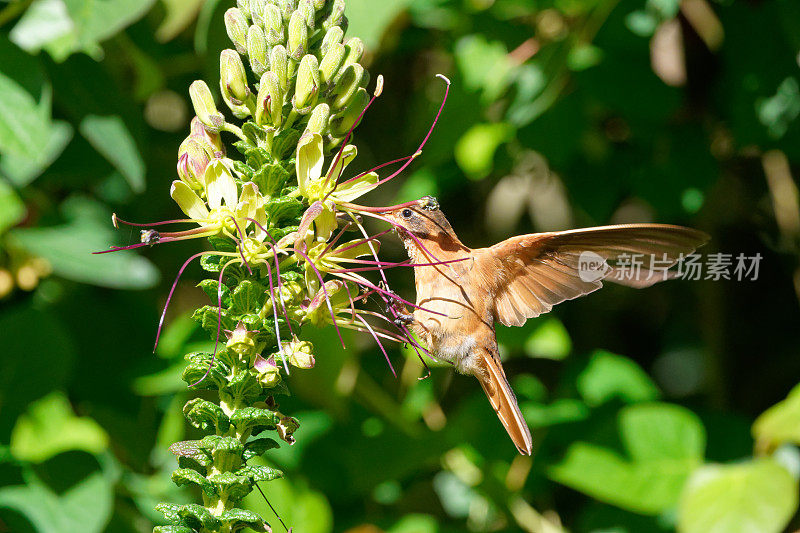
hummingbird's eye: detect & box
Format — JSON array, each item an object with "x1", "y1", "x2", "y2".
[{"x1": 401, "y1": 208, "x2": 413, "y2": 219}]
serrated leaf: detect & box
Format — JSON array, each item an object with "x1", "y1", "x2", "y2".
[
  {"x1": 191, "y1": 306, "x2": 235, "y2": 338},
  {"x1": 177, "y1": 503, "x2": 221, "y2": 530},
  {"x1": 230, "y1": 407, "x2": 280, "y2": 435},
  {"x1": 220, "y1": 507, "x2": 270, "y2": 532},
  {"x1": 265, "y1": 196, "x2": 304, "y2": 224},
  {"x1": 271, "y1": 129, "x2": 299, "y2": 160},
  {"x1": 243, "y1": 438, "x2": 280, "y2": 461},
  {"x1": 231, "y1": 279, "x2": 266, "y2": 315},
  {"x1": 200, "y1": 253, "x2": 226, "y2": 272},
  {"x1": 183, "y1": 398, "x2": 230, "y2": 433},
  {"x1": 153, "y1": 526, "x2": 196, "y2": 533},
  {"x1": 224, "y1": 371, "x2": 264, "y2": 405},
  {"x1": 238, "y1": 464, "x2": 284, "y2": 483},
  {"x1": 207, "y1": 472, "x2": 252, "y2": 502},
  {"x1": 201, "y1": 435, "x2": 244, "y2": 472},
  {"x1": 252, "y1": 161, "x2": 291, "y2": 197},
  {"x1": 245, "y1": 146, "x2": 271, "y2": 170},
  {"x1": 171, "y1": 469, "x2": 216, "y2": 497}
]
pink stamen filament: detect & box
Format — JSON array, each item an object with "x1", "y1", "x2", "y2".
[
  {"x1": 113, "y1": 215, "x2": 196, "y2": 227},
  {"x1": 190, "y1": 258, "x2": 235, "y2": 387}
]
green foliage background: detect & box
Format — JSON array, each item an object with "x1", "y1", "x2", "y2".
[{"x1": 2, "y1": 0, "x2": 800, "y2": 532}]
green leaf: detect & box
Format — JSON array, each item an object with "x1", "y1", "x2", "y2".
[
  {"x1": 265, "y1": 196, "x2": 305, "y2": 225},
  {"x1": 252, "y1": 161, "x2": 291, "y2": 197},
  {"x1": 207, "y1": 472, "x2": 252, "y2": 502},
  {"x1": 220, "y1": 508, "x2": 269, "y2": 532},
  {"x1": 0, "y1": 179, "x2": 25, "y2": 234},
  {"x1": 155, "y1": 0, "x2": 204, "y2": 42},
  {"x1": 454, "y1": 122, "x2": 513, "y2": 180},
  {"x1": 79, "y1": 115, "x2": 145, "y2": 193},
  {"x1": 0, "y1": 465, "x2": 114, "y2": 533},
  {"x1": 10, "y1": 196, "x2": 159, "y2": 289},
  {"x1": 342, "y1": 0, "x2": 411, "y2": 50},
  {"x1": 454, "y1": 34, "x2": 512, "y2": 102},
  {"x1": 243, "y1": 438, "x2": 280, "y2": 461},
  {"x1": 229, "y1": 407, "x2": 280, "y2": 435},
  {"x1": 11, "y1": 0, "x2": 157, "y2": 61},
  {"x1": 172, "y1": 469, "x2": 216, "y2": 497},
  {"x1": 550, "y1": 402, "x2": 705, "y2": 514},
  {"x1": 678, "y1": 458, "x2": 798, "y2": 533},
  {"x1": 238, "y1": 464, "x2": 284, "y2": 483},
  {"x1": 201, "y1": 435, "x2": 244, "y2": 472},
  {"x1": 181, "y1": 351, "x2": 228, "y2": 390},
  {"x1": 0, "y1": 121, "x2": 73, "y2": 187},
  {"x1": 753, "y1": 382, "x2": 800, "y2": 453},
  {"x1": 231, "y1": 279, "x2": 266, "y2": 315},
  {"x1": 10, "y1": 392, "x2": 109, "y2": 463},
  {"x1": 182, "y1": 398, "x2": 230, "y2": 433},
  {"x1": 224, "y1": 371, "x2": 266, "y2": 406},
  {"x1": 169, "y1": 440, "x2": 211, "y2": 471},
  {"x1": 523, "y1": 318, "x2": 572, "y2": 360},
  {"x1": 620, "y1": 403, "x2": 705, "y2": 463},
  {"x1": 577, "y1": 350, "x2": 661, "y2": 407},
  {"x1": 521, "y1": 399, "x2": 590, "y2": 428},
  {"x1": 153, "y1": 527, "x2": 195, "y2": 533}
]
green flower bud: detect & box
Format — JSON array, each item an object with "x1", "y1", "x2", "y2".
[
  {"x1": 284, "y1": 338, "x2": 315, "y2": 369},
  {"x1": 264, "y1": 4, "x2": 284, "y2": 46},
  {"x1": 323, "y1": 0, "x2": 345, "y2": 31},
  {"x1": 189, "y1": 80, "x2": 225, "y2": 132},
  {"x1": 226, "y1": 322, "x2": 256, "y2": 356},
  {"x1": 249, "y1": 0, "x2": 266, "y2": 26},
  {"x1": 254, "y1": 355, "x2": 281, "y2": 387},
  {"x1": 330, "y1": 87, "x2": 368, "y2": 136},
  {"x1": 320, "y1": 25, "x2": 344, "y2": 57},
  {"x1": 293, "y1": 54, "x2": 320, "y2": 113},
  {"x1": 343, "y1": 37, "x2": 365, "y2": 67},
  {"x1": 256, "y1": 71, "x2": 284, "y2": 127},
  {"x1": 319, "y1": 43, "x2": 345, "y2": 86},
  {"x1": 224, "y1": 8, "x2": 248, "y2": 54},
  {"x1": 220, "y1": 49, "x2": 250, "y2": 103},
  {"x1": 312, "y1": 0, "x2": 325, "y2": 9},
  {"x1": 270, "y1": 45, "x2": 289, "y2": 92},
  {"x1": 330, "y1": 63, "x2": 366, "y2": 110},
  {"x1": 278, "y1": 0, "x2": 298, "y2": 21},
  {"x1": 236, "y1": 0, "x2": 251, "y2": 19},
  {"x1": 246, "y1": 25, "x2": 268, "y2": 76},
  {"x1": 298, "y1": 0, "x2": 315, "y2": 29},
  {"x1": 303, "y1": 103, "x2": 330, "y2": 135},
  {"x1": 287, "y1": 10, "x2": 307, "y2": 60}
]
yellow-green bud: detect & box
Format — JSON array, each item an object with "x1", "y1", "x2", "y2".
[
  {"x1": 320, "y1": 25, "x2": 344, "y2": 57},
  {"x1": 285, "y1": 339, "x2": 315, "y2": 369},
  {"x1": 312, "y1": 0, "x2": 325, "y2": 10},
  {"x1": 264, "y1": 4, "x2": 284, "y2": 46},
  {"x1": 331, "y1": 63, "x2": 366, "y2": 110},
  {"x1": 254, "y1": 355, "x2": 281, "y2": 387},
  {"x1": 343, "y1": 37, "x2": 365, "y2": 67},
  {"x1": 304, "y1": 103, "x2": 330, "y2": 135},
  {"x1": 189, "y1": 80, "x2": 225, "y2": 132},
  {"x1": 287, "y1": 10, "x2": 307, "y2": 60},
  {"x1": 323, "y1": 0, "x2": 345, "y2": 31},
  {"x1": 293, "y1": 54, "x2": 320, "y2": 113},
  {"x1": 220, "y1": 49, "x2": 250, "y2": 103},
  {"x1": 224, "y1": 8, "x2": 248, "y2": 54},
  {"x1": 249, "y1": 0, "x2": 266, "y2": 26},
  {"x1": 279, "y1": 0, "x2": 298, "y2": 20},
  {"x1": 331, "y1": 87, "x2": 368, "y2": 136},
  {"x1": 236, "y1": 0, "x2": 251, "y2": 19},
  {"x1": 298, "y1": 0, "x2": 315, "y2": 29},
  {"x1": 319, "y1": 43, "x2": 345, "y2": 86},
  {"x1": 246, "y1": 25, "x2": 268, "y2": 76},
  {"x1": 270, "y1": 45, "x2": 289, "y2": 92},
  {"x1": 256, "y1": 71, "x2": 284, "y2": 127},
  {"x1": 226, "y1": 323, "x2": 256, "y2": 356}
]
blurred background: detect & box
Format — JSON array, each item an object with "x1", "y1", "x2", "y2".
[{"x1": 2, "y1": 0, "x2": 800, "y2": 531}]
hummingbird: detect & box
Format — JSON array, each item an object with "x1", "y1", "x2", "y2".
[{"x1": 381, "y1": 196, "x2": 709, "y2": 455}]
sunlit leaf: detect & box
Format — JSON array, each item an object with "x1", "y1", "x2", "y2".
[
  {"x1": 0, "y1": 179, "x2": 25, "y2": 234},
  {"x1": 342, "y1": 0, "x2": 411, "y2": 50},
  {"x1": 753, "y1": 382, "x2": 800, "y2": 453},
  {"x1": 454, "y1": 122, "x2": 513, "y2": 180},
  {"x1": 678, "y1": 458, "x2": 798, "y2": 533},
  {"x1": 523, "y1": 317, "x2": 571, "y2": 360}
]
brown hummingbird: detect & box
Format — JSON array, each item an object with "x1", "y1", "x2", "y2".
[{"x1": 381, "y1": 196, "x2": 709, "y2": 455}]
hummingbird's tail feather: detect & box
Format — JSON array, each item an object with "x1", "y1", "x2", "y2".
[{"x1": 476, "y1": 350, "x2": 533, "y2": 455}]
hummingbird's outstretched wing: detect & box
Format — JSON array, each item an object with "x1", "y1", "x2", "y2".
[{"x1": 480, "y1": 224, "x2": 709, "y2": 327}]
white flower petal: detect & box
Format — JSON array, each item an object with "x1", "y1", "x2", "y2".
[
  {"x1": 296, "y1": 132, "x2": 324, "y2": 197},
  {"x1": 170, "y1": 180, "x2": 209, "y2": 221},
  {"x1": 205, "y1": 159, "x2": 238, "y2": 209}
]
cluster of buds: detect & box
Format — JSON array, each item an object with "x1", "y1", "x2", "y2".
[{"x1": 97, "y1": 2, "x2": 453, "y2": 531}]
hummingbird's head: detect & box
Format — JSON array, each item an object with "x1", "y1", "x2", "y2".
[{"x1": 381, "y1": 196, "x2": 456, "y2": 242}]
